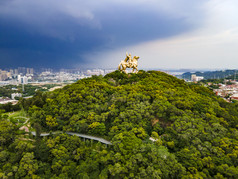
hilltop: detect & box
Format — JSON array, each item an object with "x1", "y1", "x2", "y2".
[{"x1": 1, "y1": 70, "x2": 238, "y2": 178}]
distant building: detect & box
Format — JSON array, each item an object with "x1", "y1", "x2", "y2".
[
  {"x1": 231, "y1": 94, "x2": 238, "y2": 100},
  {"x1": 27, "y1": 68, "x2": 34, "y2": 75},
  {"x1": 18, "y1": 75, "x2": 28, "y2": 84},
  {"x1": 11, "y1": 93, "x2": 22, "y2": 99},
  {"x1": 9, "y1": 80, "x2": 18, "y2": 85},
  {"x1": 14, "y1": 69, "x2": 18, "y2": 75},
  {"x1": 0, "y1": 97, "x2": 17, "y2": 104},
  {"x1": 191, "y1": 74, "x2": 204, "y2": 82},
  {"x1": 0, "y1": 70, "x2": 8, "y2": 81},
  {"x1": 86, "y1": 69, "x2": 105, "y2": 76},
  {"x1": 18, "y1": 67, "x2": 26, "y2": 74},
  {"x1": 21, "y1": 76, "x2": 28, "y2": 84},
  {"x1": 10, "y1": 69, "x2": 14, "y2": 75},
  {"x1": 0, "y1": 81, "x2": 10, "y2": 86}
]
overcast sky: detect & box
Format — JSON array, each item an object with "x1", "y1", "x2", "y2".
[{"x1": 0, "y1": 0, "x2": 238, "y2": 69}]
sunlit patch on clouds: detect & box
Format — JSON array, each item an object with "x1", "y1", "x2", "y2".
[{"x1": 90, "y1": 0, "x2": 238, "y2": 69}]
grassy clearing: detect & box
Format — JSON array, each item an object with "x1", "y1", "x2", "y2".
[
  {"x1": 6, "y1": 109, "x2": 30, "y2": 126},
  {"x1": 7, "y1": 109, "x2": 28, "y2": 118}
]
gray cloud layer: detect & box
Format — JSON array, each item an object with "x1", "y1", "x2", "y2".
[{"x1": 0, "y1": 0, "x2": 207, "y2": 68}]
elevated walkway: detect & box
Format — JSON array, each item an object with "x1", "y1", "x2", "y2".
[{"x1": 31, "y1": 131, "x2": 112, "y2": 145}]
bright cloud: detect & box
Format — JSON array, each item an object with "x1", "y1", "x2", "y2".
[{"x1": 89, "y1": 0, "x2": 238, "y2": 69}]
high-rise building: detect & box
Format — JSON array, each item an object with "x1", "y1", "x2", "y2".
[
  {"x1": 17, "y1": 75, "x2": 28, "y2": 84},
  {"x1": 14, "y1": 69, "x2": 18, "y2": 75},
  {"x1": 30, "y1": 68, "x2": 34, "y2": 74},
  {"x1": 27, "y1": 68, "x2": 30, "y2": 74},
  {"x1": 26, "y1": 68, "x2": 34, "y2": 74},
  {"x1": 21, "y1": 76, "x2": 28, "y2": 84},
  {"x1": 7, "y1": 72, "x2": 11, "y2": 78},
  {"x1": 0, "y1": 71, "x2": 8, "y2": 81},
  {"x1": 18, "y1": 67, "x2": 26, "y2": 74}
]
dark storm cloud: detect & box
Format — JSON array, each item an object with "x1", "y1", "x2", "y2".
[
  {"x1": 98, "y1": 7, "x2": 190, "y2": 46},
  {"x1": 0, "y1": 0, "x2": 206, "y2": 68},
  {"x1": 0, "y1": 15, "x2": 106, "y2": 68}
]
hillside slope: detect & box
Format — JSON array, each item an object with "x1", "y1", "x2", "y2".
[{"x1": 1, "y1": 70, "x2": 238, "y2": 178}]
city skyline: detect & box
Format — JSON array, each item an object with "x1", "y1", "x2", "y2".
[{"x1": 1, "y1": 1, "x2": 238, "y2": 69}]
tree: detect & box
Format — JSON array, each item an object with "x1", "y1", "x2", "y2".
[
  {"x1": 46, "y1": 115, "x2": 58, "y2": 128},
  {"x1": 0, "y1": 119, "x2": 16, "y2": 147},
  {"x1": 33, "y1": 123, "x2": 42, "y2": 139},
  {"x1": 16, "y1": 152, "x2": 39, "y2": 178},
  {"x1": 88, "y1": 122, "x2": 106, "y2": 136}
]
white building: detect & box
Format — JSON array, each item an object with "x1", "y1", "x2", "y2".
[
  {"x1": 11, "y1": 93, "x2": 22, "y2": 99},
  {"x1": 18, "y1": 75, "x2": 28, "y2": 84},
  {"x1": 191, "y1": 74, "x2": 204, "y2": 82},
  {"x1": 0, "y1": 97, "x2": 17, "y2": 104}
]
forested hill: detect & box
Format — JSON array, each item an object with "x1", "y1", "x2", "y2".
[
  {"x1": 182, "y1": 69, "x2": 238, "y2": 80},
  {"x1": 1, "y1": 70, "x2": 238, "y2": 178}
]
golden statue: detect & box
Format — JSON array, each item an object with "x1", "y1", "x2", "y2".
[{"x1": 118, "y1": 52, "x2": 139, "y2": 73}]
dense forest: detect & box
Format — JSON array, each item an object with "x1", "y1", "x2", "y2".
[
  {"x1": 0, "y1": 84, "x2": 60, "y2": 98},
  {"x1": 0, "y1": 70, "x2": 238, "y2": 178}
]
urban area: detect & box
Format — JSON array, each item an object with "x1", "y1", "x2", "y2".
[
  {"x1": 0, "y1": 67, "x2": 114, "y2": 104},
  {"x1": 1, "y1": 67, "x2": 238, "y2": 105}
]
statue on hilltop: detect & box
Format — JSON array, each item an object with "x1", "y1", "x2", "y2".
[{"x1": 118, "y1": 52, "x2": 139, "y2": 73}]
